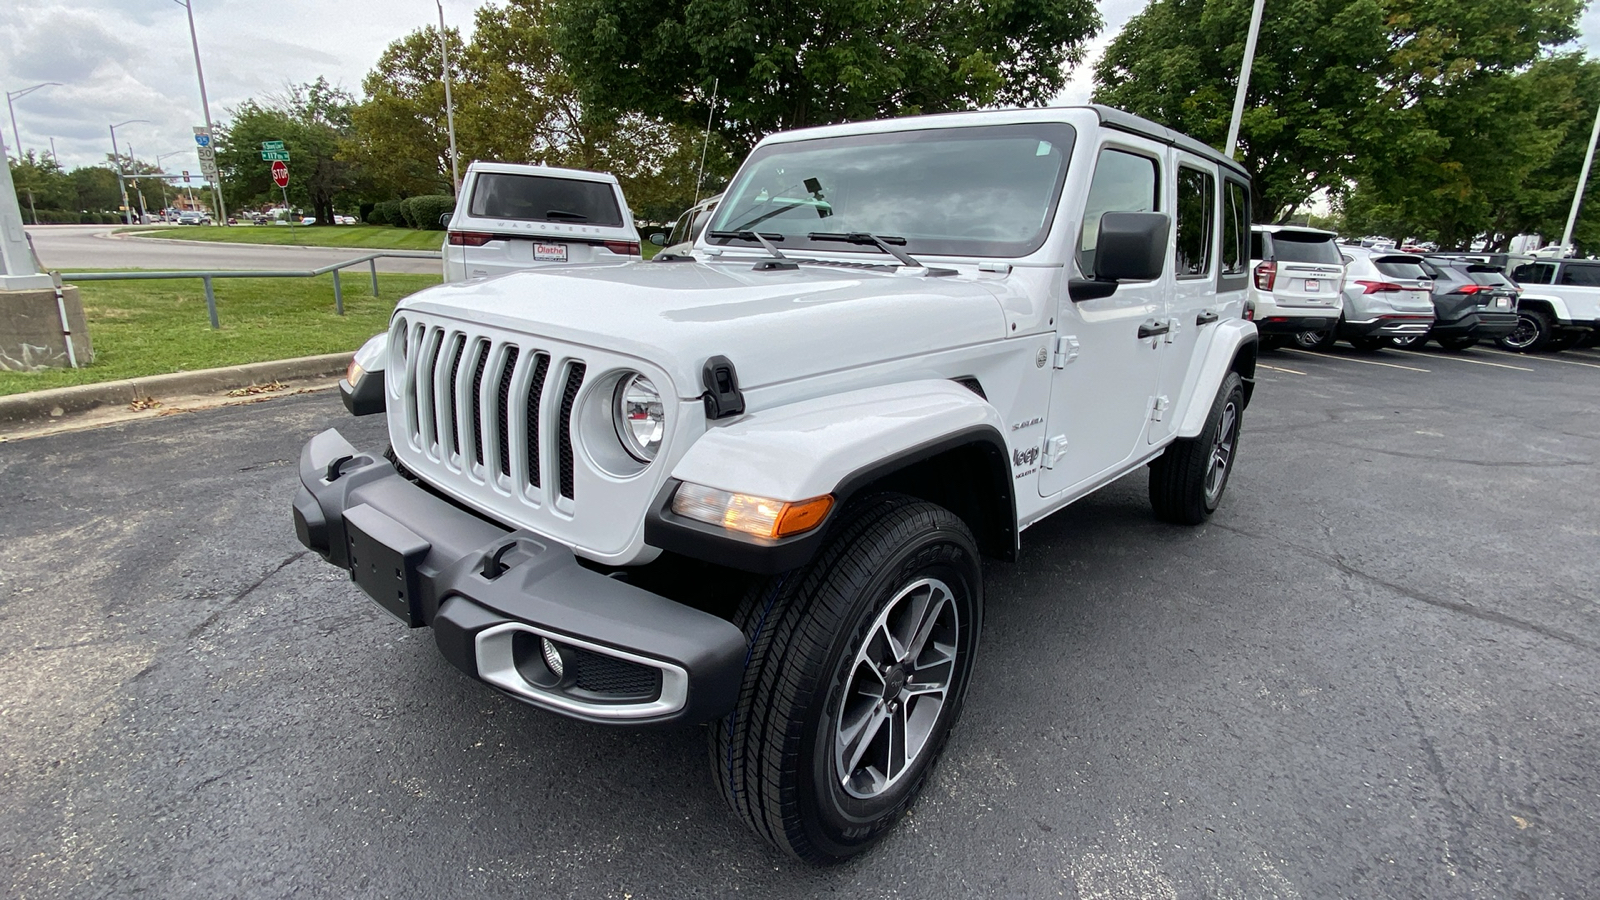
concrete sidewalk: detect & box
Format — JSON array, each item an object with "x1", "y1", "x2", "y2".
[{"x1": 0, "y1": 351, "x2": 352, "y2": 437}]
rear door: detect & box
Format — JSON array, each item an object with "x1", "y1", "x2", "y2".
[
  {"x1": 1556, "y1": 262, "x2": 1600, "y2": 320},
  {"x1": 448, "y1": 170, "x2": 637, "y2": 280},
  {"x1": 1265, "y1": 232, "x2": 1343, "y2": 311},
  {"x1": 1149, "y1": 157, "x2": 1217, "y2": 444}
]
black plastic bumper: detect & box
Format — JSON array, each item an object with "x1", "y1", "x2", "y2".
[
  {"x1": 1432, "y1": 310, "x2": 1519, "y2": 340},
  {"x1": 292, "y1": 428, "x2": 747, "y2": 726},
  {"x1": 339, "y1": 371, "x2": 385, "y2": 416},
  {"x1": 1253, "y1": 314, "x2": 1336, "y2": 335}
]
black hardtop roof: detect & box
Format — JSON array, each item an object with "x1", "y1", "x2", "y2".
[{"x1": 1089, "y1": 104, "x2": 1252, "y2": 181}]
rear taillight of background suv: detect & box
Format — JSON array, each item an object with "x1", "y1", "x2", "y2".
[{"x1": 1254, "y1": 261, "x2": 1276, "y2": 291}]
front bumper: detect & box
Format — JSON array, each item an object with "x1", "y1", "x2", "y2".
[{"x1": 292, "y1": 428, "x2": 746, "y2": 726}]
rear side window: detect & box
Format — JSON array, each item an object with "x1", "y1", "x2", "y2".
[
  {"x1": 1513, "y1": 262, "x2": 1555, "y2": 284},
  {"x1": 1373, "y1": 256, "x2": 1429, "y2": 280},
  {"x1": 1559, "y1": 264, "x2": 1600, "y2": 287},
  {"x1": 1221, "y1": 181, "x2": 1248, "y2": 276},
  {"x1": 1175, "y1": 167, "x2": 1215, "y2": 277},
  {"x1": 1269, "y1": 232, "x2": 1342, "y2": 265},
  {"x1": 468, "y1": 173, "x2": 624, "y2": 226},
  {"x1": 1078, "y1": 148, "x2": 1158, "y2": 277}
]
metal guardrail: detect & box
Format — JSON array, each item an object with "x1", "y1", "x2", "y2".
[{"x1": 58, "y1": 250, "x2": 443, "y2": 330}]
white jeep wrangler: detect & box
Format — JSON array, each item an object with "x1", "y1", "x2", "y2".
[{"x1": 295, "y1": 105, "x2": 1259, "y2": 863}]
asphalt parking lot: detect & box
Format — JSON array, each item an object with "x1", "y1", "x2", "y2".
[{"x1": 2, "y1": 341, "x2": 1597, "y2": 899}]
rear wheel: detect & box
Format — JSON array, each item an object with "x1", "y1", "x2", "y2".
[
  {"x1": 1436, "y1": 336, "x2": 1477, "y2": 352},
  {"x1": 711, "y1": 494, "x2": 982, "y2": 863},
  {"x1": 1498, "y1": 309, "x2": 1554, "y2": 352},
  {"x1": 1389, "y1": 333, "x2": 1429, "y2": 350},
  {"x1": 1150, "y1": 372, "x2": 1243, "y2": 525}
]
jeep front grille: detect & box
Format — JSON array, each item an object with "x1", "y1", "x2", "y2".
[{"x1": 396, "y1": 320, "x2": 581, "y2": 503}]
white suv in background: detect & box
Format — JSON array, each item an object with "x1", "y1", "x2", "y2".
[
  {"x1": 443, "y1": 161, "x2": 640, "y2": 282},
  {"x1": 1247, "y1": 225, "x2": 1344, "y2": 347}
]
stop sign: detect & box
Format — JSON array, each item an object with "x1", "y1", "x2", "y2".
[{"x1": 271, "y1": 160, "x2": 289, "y2": 188}]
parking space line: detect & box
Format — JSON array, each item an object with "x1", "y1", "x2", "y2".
[
  {"x1": 1412, "y1": 353, "x2": 1534, "y2": 372},
  {"x1": 1258, "y1": 363, "x2": 1308, "y2": 375},
  {"x1": 1279, "y1": 348, "x2": 1429, "y2": 372},
  {"x1": 1479, "y1": 348, "x2": 1600, "y2": 371}
]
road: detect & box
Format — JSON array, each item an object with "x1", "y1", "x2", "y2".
[
  {"x1": 23, "y1": 224, "x2": 442, "y2": 274},
  {"x1": 2, "y1": 342, "x2": 1598, "y2": 898}
]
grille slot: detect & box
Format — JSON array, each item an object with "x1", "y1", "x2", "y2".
[
  {"x1": 496, "y1": 347, "x2": 520, "y2": 477},
  {"x1": 445, "y1": 334, "x2": 466, "y2": 457},
  {"x1": 525, "y1": 353, "x2": 550, "y2": 488},
  {"x1": 557, "y1": 363, "x2": 586, "y2": 500},
  {"x1": 469, "y1": 340, "x2": 490, "y2": 466}
]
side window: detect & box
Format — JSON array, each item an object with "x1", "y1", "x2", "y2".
[
  {"x1": 1559, "y1": 264, "x2": 1600, "y2": 287},
  {"x1": 1513, "y1": 262, "x2": 1555, "y2": 284},
  {"x1": 1249, "y1": 230, "x2": 1265, "y2": 261},
  {"x1": 1078, "y1": 148, "x2": 1159, "y2": 278},
  {"x1": 1221, "y1": 180, "x2": 1249, "y2": 276},
  {"x1": 1175, "y1": 167, "x2": 1215, "y2": 277}
]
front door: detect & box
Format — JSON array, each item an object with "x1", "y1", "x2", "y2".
[{"x1": 1038, "y1": 139, "x2": 1169, "y2": 497}]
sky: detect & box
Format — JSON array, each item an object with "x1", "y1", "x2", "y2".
[{"x1": 3, "y1": 0, "x2": 1599, "y2": 173}]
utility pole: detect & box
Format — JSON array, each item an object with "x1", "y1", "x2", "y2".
[
  {"x1": 129, "y1": 143, "x2": 148, "y2": 222},
  {"x1": 1224, "y1": 0, "x2": 1266, "y2": 159},
  {"x1": 109, "y1": 119, "x2": 148, "y2": 226},
  {"x1": 1560, "y1": 99, "x2": 1600, "y2": 257},
  {"x1": 437, "y1": 0, "x2": 460, "y2": 195},
  {"x1": 6, "y1": 83, "x2": 61, "y2": 161},
  {"x1": 177, "y1": 0, "x2": 227, "y2": 225}
]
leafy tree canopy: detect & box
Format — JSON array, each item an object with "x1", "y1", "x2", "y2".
[
  {"x1": 216, "y1": 77, "x2": 358, "y2": 225},
  {"x1": 553, "y1": 0, "x2": 1103, "y2": 150}
]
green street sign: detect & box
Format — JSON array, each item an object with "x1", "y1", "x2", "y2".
[
  {"x1": 260, "y1": 150, "x2": 291, "y2": 161},
  {"x1": 260, "y1": 140, "x2": 285, "y2": 151}
]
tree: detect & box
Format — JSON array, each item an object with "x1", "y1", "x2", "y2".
[
  {"x1": 1094, "y1": 0, "x2": 1389, "y2": 224},
  {"x1": 216, "y1": 78, "x2": 359, "y2": 224},
  {"x1": 347, "y1": 28, "x2": 466, "y2": 199},
  {"x1": 553, "y1": 0, "x2": 1103, "y2": 152}
]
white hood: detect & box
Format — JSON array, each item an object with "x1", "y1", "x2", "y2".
[{"x1": 397, "y1": 259, "x2": 1013, "y2": 397}]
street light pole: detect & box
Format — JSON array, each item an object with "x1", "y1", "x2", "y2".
[
  {"x1": 109, "y1": 119, "x2": 149, "y2": 227},
  {"x1": 176, "y1": 0, "x2": 227, "y2": 225},
  {"x1": 1224, "y1": 0, "x2": 1266, "y2": 159},
  {"x1": 129, "y1": 143, "x2": 148, "y2": 222},
  {"x1": 1559, "y1": 99, "x2": 1600, "y2": 257},
  {"x1": 437, "y1": 0, "x2": 460, "y2": 195},
  {"x1": 6, "y1": 82, "x2": 61, "y2": 159}
]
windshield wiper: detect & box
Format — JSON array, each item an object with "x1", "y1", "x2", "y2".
[
  {"x1": 708, "y1": 230, "x2": 789, "y2": 259},
  {"x1": 808, "y1": 232, "x2": 924, "y2": 269},
  {"x1": 545, "y1": 209, "x2": 588, "y2": 221}
]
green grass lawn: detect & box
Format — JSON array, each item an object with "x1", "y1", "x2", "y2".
[
  {"x1": 131, "y1": 224, "x2": 445, "y2": 251},
  {"x1": 0, "y1": 271, "x2": 441, "y2": 396}
]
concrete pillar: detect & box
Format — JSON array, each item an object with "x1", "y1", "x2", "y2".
[{"x1": 0, "y1": 283, "x2": 93, "y2": 370}]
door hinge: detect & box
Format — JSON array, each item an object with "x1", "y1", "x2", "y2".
[
  {"x1": 1149, "y1": 395, "x2": 1170, "y2": 423},
  {"x1": 1053, "y1": 334, "x2": 1080, "y2": 369},
  {"x1": 1041, "y1": 435, "x2": 1069, "y2": 469}
]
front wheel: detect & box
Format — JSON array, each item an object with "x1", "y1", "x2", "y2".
[
  {"x1": 1498, "y1": 309, "x2": 1554, "y2": 352},
  {"x1": 711, "y1": 494, "x2": 982, "y2": 863},
  {"x1": 1150, "y1": 372, "x2": 1244, "y2": 525}
]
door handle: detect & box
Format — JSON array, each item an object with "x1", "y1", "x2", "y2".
[
  {"x1": 1196, "y1": 309, "x2": 1219, "y2": 326},
  {"x1": 1137, "y1": 319, "x2": 1171, "y2": 339}
]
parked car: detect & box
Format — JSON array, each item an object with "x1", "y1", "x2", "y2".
[
  {"x1": 175, "y1": 211, "x2": 205, "y2": 225},
  {"x1": 301, "y1": 105, "x2": 1260, "y2": 862},
  {"x1": 1247, "y1": 225, "x2": 1344, "y2": 348},
  {"x1": 1299, "y1": 247, "x2": 1434, "y2": 350},
  {"x1": 442, "y1": 161, "x2": 640, "y2": 282},
  {"x1": 1388, "y1": 255, "x2": 1521, "y2": 351},
  {"x1": 1502, "y1": 258, "x2": 1600, "y2": 351},
  {"x1": 649, "y1": 194, "x2": 722, "y2": 257}
]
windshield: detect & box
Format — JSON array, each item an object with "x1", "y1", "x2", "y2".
[
  {"x1": 707, "y1": 122, "x2": 1076, "y2": 258},
  {"x1": 468, "y1": 173, "x2": 624, "y2": 226},
  {"x1": 1268, "y1": 231, "x2": 1342, "y2": 265}
]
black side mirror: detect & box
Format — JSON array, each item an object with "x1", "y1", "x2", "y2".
[
  {"x1": 649, "y1": 232, "x2": 668, "y2": 246},
  {"x1": 1070, "y1": 211, "x2": 1171, "y2": 302}
]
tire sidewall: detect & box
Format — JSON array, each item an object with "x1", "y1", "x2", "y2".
[
  {"x1": 795, "y1": 519, "x2": 982, "y2": 859},
  {"x1": 1201, "y1": 373, "x2": 1245, "y2": 514}
]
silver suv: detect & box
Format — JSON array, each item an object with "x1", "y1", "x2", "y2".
[{"x1": 1299, "y1": 247, "x2": 1434, "y2": 350}]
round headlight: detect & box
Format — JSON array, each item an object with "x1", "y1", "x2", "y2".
[{"x1": 613, "y1": 373, "x2": 664, "y2": 462}]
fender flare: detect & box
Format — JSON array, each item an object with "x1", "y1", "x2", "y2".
[
  {"x1": 646, "y1": 379, "x2": 1016, "y2": 573},
  {"x1": 1176, "y1": 319, "x2": 1258, "y2": 439},
  {"x1": 1519, "y1": 292, "x2": 1573, "y2": 323}
]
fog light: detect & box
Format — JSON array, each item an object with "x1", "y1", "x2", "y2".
[{"x1": 541, "y1": 638, "x2": 565, "y2": 678}]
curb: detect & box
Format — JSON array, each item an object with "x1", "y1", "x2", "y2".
[{"x1": 0, "y1": 352, "x2": 353, "y2": 428}]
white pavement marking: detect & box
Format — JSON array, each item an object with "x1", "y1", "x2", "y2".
[
  {"x1": 1479, "y1": 348, "x2": 1600, "y2": 371},
  {"x1": 1279, "y1": 348, "x2": 1429, "y2": 372},
  {"x1": 1411, "y1": 352, "x2": 1534, "y2": 372},
  {"x1": 1258, "y1": 363, "x2": 1308, "y2": 375}
]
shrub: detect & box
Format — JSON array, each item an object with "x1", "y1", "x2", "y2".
[
  {"x1": 407, "y1": 195, "x2": 455, "y2": 231},
  {"x1": 371, "y1": 199, "x2": 404, "y2": 227}
]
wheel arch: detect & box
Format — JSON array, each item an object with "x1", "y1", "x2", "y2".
[{"x1": 1175, "y1": 320, "x2": 1259, "y2": 439}]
